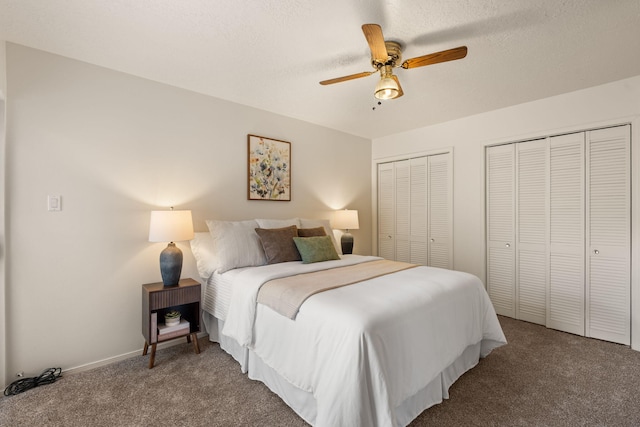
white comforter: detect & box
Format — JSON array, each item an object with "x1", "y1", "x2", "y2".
[{"x1": 222, "y1": 255, "x2": 506, "y2": 426}]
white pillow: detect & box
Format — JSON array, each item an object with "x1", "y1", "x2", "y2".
[
  {"x1": 298, "y1": 218, "x2": 342, "y2": 255},
  {"x1": 189, "y1": 232, "x2": 217, "y2": 280},
  {"x1": 255, "y1": 218, "x2": 300, "y2": 229},
  {"x1": 205, "y1": 219, "x2": 267, "y2": 273}
]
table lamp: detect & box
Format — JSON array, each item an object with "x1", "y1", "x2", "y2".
[
  {"x1": 333, "y1": 209, "x2": 359, "y2": 255},
  {"x1": 149, "y1": 208, "x2": 194, "y2": 286}
]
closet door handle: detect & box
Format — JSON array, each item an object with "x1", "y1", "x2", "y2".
[
  {"x1": 505, "y1": 243, "x2": 511, "y2": 248},
  {"x1": 594, "y1": 249, "x2": 599, "y2": 255},
  {"x1": 430, "y1": 239, "x2": 435, "y2": 242}
]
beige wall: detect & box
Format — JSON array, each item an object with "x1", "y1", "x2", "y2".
[
  {"x1": 0, "y1": 42, "x2": 5, "y2": 98},
  {"x1": 372, "y1": 75, "x2": 640, "y2": 349},
  {"x1": 4, "y1": 43, "x2": 371, "y2": 383}
]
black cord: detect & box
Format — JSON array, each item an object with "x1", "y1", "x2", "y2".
[{"x1": 4, "y1": 367, "x2": 62, "y2": 396}]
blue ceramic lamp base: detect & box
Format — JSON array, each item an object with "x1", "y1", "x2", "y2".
[{"x1": 159, "y1": 242, "x2": 183, "y2": 286}]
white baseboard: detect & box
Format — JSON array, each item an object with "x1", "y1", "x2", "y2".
[{"x1": 63, "y1": 332, "x2": 209, "y2": 375}]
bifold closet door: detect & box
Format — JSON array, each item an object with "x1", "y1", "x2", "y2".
[
  {"x1": 548, "y1": 132, "x2": 585, "y2": 336},
  {"x1": 488, "y1": 140, "x2": 548, "y2": 323},
  {"x1": 515, "y1": 140, "x2": 548, "y2": 325},
  {"x1": 377, "y1": 162, "x2": 395, "y2": 260},
  {"x1": 377, "y1": 159, "x2": 413, "y2": 262},
  {"x1": 394, "y1": 160, "x2": 411, "y2": 262},
  {"x1": 409, "y1": 157, "x2": 429, "y2": 265},
  {"x1": 427, "y1": 153, "x2": 453, "y2": 269},
  {"x1": 486, "y1": 144, "x2": 516, "y2": 317},
  {"x1": 586, "y1": 125, "x2": 630, "y2": 345}
]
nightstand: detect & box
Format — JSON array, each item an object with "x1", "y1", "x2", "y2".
[{"x1": 142, "y1": 278, "x2": 201, "y2": 368}]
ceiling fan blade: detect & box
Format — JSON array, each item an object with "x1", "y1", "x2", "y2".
[
  {"x1": 362, "y1": 23, "x2": 388, "y2": 63},
  {"x1": 319, "y1": 71, "x2": 375, "y2": 86},
  {"x1": 401, "y1": 46, "x2": 468, "y2": 69},
  {"x1": 392, "y1": 75, "x2": 404, "y2": 98}
]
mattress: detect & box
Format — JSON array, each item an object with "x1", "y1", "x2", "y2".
[{"x1": 202, "y1": 268, "x2": 241, "y2": 321}]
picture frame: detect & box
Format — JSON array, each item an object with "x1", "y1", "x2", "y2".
[{"x1": 247, "y1": 134, "x2": 291, "y2": 201}]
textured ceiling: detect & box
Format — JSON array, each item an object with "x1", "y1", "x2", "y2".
[{"x1": 1, "y1": 0, "x2": 639, "y2": 139}]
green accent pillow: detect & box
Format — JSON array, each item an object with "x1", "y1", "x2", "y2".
[{"x1": 293, "y1": 236, "x2": 340, "y2": 264}]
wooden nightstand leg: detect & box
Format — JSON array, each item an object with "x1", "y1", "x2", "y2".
[
  {"x1": 148, "y1": 343, "x2": 157, "y2": 369},
  {"x1": 143, "y1": 341, "x2": 149, "y2": 356},
  {"x1": 191, "y1": 333, "x2": 200, "y2": 354}
]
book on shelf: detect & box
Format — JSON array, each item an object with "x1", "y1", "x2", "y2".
[
  {"x1": 158, "y1": 318, "x2": 189, "y2": 335},
  {"x1": 157, "y1": 327, "x2": 191, "y2": 341}
]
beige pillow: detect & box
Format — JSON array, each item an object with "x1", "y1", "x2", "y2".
[
  {"x1": 255, "y1": 218, "x2": 300, "y2": 229},
  {"x1": 205, "y1": 219, "x2": 267, "y2": 273},
  {"x1": 189, "y1": 232, "x2": 217, "y2": 279}
]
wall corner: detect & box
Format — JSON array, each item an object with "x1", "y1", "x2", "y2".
[{"x1": 0, "y1": 39, "x2": 6, "y2": 386}]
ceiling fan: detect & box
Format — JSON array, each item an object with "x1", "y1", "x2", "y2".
[{"x1": 320, "y1": 24, "x2": 468, "y2": 100}]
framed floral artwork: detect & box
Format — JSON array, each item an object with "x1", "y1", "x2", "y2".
[{"x1": 247, "y1": 134, "x2": 291, "y2": 201}]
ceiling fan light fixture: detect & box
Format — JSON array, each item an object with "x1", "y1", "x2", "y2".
[{"x1": 374, "y1": 67, "x2": 400, "y2": 100}]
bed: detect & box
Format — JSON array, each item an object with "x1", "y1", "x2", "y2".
[{"x1": 190, "y1": 218, "x2": 506, "y2": 427}]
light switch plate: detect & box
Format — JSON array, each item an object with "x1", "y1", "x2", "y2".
[{"x1": 48, "y1": 195, "x2": 61, "y2": 211}]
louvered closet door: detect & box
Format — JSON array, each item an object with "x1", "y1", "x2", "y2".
[
  {"x1": 516, "y1": 140, "x2": 548, "y2": 325},
  {"x1": 486, "y1": 144, "x2": 516, "y2": 317},
  {"x1": 428, "y1": 153, "x2": 453, "y2": 269},
  {"x1": 548, "y1": 133, "x2": 585, "y2": 336},
  {"x1": 410, "y1": 157, "x2": 429, "y2": 265},
  {"x1": 394, "y1": 160, "x2": 411, "y2": 262},
  {"x1": 377, "y1": 162, "x2": 395, "y2": 260},
  {"x1": 586, "y1": 125, "x2": 630, "y2": 345}
]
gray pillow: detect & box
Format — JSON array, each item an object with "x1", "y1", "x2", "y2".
[
  {"x1": 297, "y1": 226, "x2": 327, "y2": 237},
  {"x1": 255, "y1": 225, "x2": 301, "y2": 264}
]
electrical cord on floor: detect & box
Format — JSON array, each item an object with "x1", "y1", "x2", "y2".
[{"x1": 4, "y1": 367, "x2": 62, "y2": 396}]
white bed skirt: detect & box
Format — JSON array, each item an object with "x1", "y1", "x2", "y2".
[{"x1": 203, "y1": 311, "x2": 482, "y2": 426}]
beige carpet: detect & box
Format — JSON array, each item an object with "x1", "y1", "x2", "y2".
[{"x1": 2, "y1": 316, "x2": 640, "y2": 426}]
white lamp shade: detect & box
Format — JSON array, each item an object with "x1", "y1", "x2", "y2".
[
  {"x1": 333, "y1": 209, "x2": 359, "y2": 230},
  {"x1": 149, "y1": 210, "x2": 195, "y2": 242}
]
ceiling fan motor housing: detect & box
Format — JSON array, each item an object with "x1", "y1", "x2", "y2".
[{"x1": 371, "y1": 41, "x2": 402, "y2": 69}]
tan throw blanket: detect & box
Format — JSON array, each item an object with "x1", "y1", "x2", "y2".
[{"x1": 257, "y1": 259, "x2": 417, "y2": 319}]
